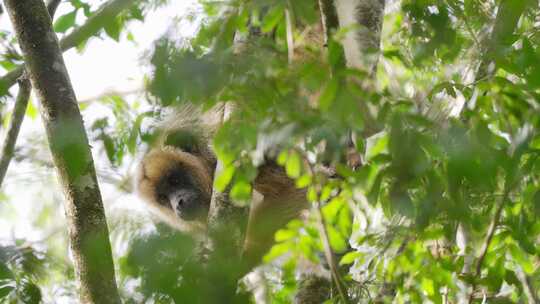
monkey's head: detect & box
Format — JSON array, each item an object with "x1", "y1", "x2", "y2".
[
  {"x1": 136, "y1": 145, "x2": 214, "y2": 230},
  {"x1": 135, "y1": 105, "x2": 221, "y2": 232}
]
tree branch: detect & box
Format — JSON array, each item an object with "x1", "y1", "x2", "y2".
[
  {"x1": 46, "y1": 0, "x2": 62, "y2": 17},
  {"x1": 0, "y1": 0, "x2": 63, "y2": 189},
  {"x1": 0, "y1": 78, "x2": 30, "y2": 187},
  {"x1": 475, "y1": 0, "x2": 530, "y2": 81},
  {"x1": 315, "y1": 200, "x2": 351, "y2": 304},
  {"x1": 203, "y1": 103, "x2": 250, "y2": 302},
  {"x1": 318, "y1": 0, "x2": 341, "y2": 47},
  {"x1": 3, "y1": 1, "x2": 120, "y2": 303},
  {"x1": 59, "y1": 0, "x2": 136, "y2": 51},
  {"x1": 0, "y1": 0, "x2": 137, "y2": 95},
  {"x1": 515, "y1": 264, "x2": 538, "y2": 304},
  {"x1": 467, "y1": 186, "x2": 510, "y2": 304}
]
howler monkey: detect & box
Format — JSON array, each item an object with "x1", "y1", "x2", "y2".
[{"x1": 136, "y1": 105, "x2": 307, "y2": 263}]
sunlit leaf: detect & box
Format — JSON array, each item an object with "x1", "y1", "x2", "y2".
[{"x1": 54, "y1": 11, "x2": 77, "y2": 33}]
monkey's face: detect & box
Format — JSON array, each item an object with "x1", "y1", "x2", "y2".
[{"x1": 137, "y1": 147, "x2": 213, "y2": 225}]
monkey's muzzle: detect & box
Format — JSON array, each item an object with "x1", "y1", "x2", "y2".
[{"x1": 169, "y1": 190, "x2": 204, "y2": 221}]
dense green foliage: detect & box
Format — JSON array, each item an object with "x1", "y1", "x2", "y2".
[{"x1": 1, "y1": 0, "x2": 540, "y2": 303}]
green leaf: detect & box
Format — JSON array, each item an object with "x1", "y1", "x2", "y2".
[
  {"x1": 261, "y1": 6, "x2": 284, "y2": 33},
  {"x1": 319, "y1": 78, "x2": 339, "y2": 111},
  {"x1": 127, "y1": 113, "x2": 147, "y2": 154},
  {"x1": 532, "y1": 190, "x2": 540, "y2": 217},
  {"x1": 307, "y1": 186, "x2": 318, "y2": 202},
  {"x1": 104, "y1": 17, "x2": 122, "y2": 41},
  {"x1": 275, "y1": 229, "x2": 297, "y2": 242},
  {"x1": 326, "y1": 225, "x2": 348, "y2": 253},
  {"x1": 322, "y1": 197, "x2": 342, "y2": 222},
  {"x1": 54, "y1": 11, "x2": 77, "y2": 33},
  {"x1": 339, "y1": 251, "x2": 361, "y2": 265},
  {"x1": 264, "y1": 242, "x2": 292, "y2": 262},
  {"x1": 285, "y1": 151, "x2": 302, "y2": 178},
  {"x1": 365, "y1": 131, "x2": 388, "y2": 161},
  {"x1": 25, "y1": 101, "x2": 37, "y2": 120},
  {"x1": 421, "y1": 278, "x2": 435, "y2": 296},
  {"x1": 102, "y1": 134, "x2": 116, "y2": 164},
  {"x1": 509, "y1": 243, "x2": 534, "y2": 274},
  {"x1": 230, "y1": 180, "x2": 251, "y2": 202},
  {"x1": 295, "y1": 173, "x2": 312, "y2": 188},
  {"x1": 215, "y1": 165, "x2": 235, "y2": 192},
  {"x1": 277, "y1": 149, "x2": 289, "y2": 166}
]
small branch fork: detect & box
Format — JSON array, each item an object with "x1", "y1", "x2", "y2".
[
  {"x1": 0, "y1": 0, "x2": 137, "y2": 95},
  {"x1": 0, "y1": 0, "x2": 62, "y2": 189}
]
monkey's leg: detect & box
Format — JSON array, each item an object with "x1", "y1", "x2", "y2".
[{"x1": 242, "y1": 162, "x2": 308, "y2": 268}]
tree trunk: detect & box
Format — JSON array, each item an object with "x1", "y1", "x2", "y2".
[
  {"x1": 203, "y1": 103, "x2": 250, "y2": 302},
  {"x1": 334, "y1": 0, "x2": 386, "y2": 74},
  {"x1": 294, "y1": 275, "x2": 331, "y2": 304},
  {"x1": 3, "y1": 1, "x2": 121, "y2": 303}
]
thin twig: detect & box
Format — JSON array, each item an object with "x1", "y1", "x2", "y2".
[
  {"x1": 284, "y1": 6, "x2": 294, "y2": 64},
  {"x1": 0, "y1": 78, "x2": 31, "y2": 187},
  {"x1": 314, "y1": 200, "x2": 351, "y2": 304},
  {"x1": 77, "y1": 88, "x2": 143, "y2": 104},
  {"x1": 467, "y1": 186, "x2": 510, "y2": 304},
  {"x1": 515, "y1": 264, "x2": 539, "y2": 304},
  {"x1": 303, "y1": 155, "x2": 351, "y2": 304}
]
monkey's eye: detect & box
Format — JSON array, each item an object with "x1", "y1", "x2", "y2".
[
  {"x1": 167, "y1": 173, "x2": 182, "y2": 186},
  {"x1": 157, "y1": 193, "x2": 168, "y2": 203}
]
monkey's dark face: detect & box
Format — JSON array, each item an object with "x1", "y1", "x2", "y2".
[
  {"x1": 137, "y1": 148, "x2": 214, "y2": 226},
  {"x1": 155, "y1": 166, "x2": 206, "y2": 220}
]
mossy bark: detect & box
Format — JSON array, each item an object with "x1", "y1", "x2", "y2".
[
  {"x1": 334, "y1": 0, "x2": 386, "y2": 74},
  {"x1": 4, "y1": 1, "x2": 120, "y2": 303}
]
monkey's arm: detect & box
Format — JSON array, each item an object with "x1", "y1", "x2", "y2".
[{"x1": 243, "y1": 162, "x2": 308, "y2": 267}]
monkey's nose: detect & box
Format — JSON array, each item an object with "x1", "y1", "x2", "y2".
[{"x1": 176, "y1": 197, "x2": 185, "y2": 209}]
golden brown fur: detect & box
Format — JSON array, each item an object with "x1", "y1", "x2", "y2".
[{"x1": 136, "y1": 105, "x2": 307, "y2": 261}]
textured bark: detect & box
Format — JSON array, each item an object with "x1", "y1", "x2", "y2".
[
  {"x1": 294, "y1": 275, "x2": 331, "y2": 304},
  {"x1": 204, "y1": 182, "x2": 249, "y2": 302},
  {"x1": 3, "y1": 1, "x2": 120, "y2": 303},
  {"x1": 203, "y1": 103, "x2": 250, "y2": 302},
  {"x1": 0, "y1": 0, "x2": 136, "y2": 96},
  {"x1": 46, "y1": 0, "x2": 62, "y2": 17},
  {"x1": 334, "y1": 0, "x2": 385, "y2": 74},
  {"x1": 318, "y1": 0, "x2": 340, "y2": 46}
]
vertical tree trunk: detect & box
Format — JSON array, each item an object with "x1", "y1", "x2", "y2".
[
  {"x1": 204, "y1": 103, "x2": 250, "y2": 302},
  {"x1": 3, "y1": 1, "x2": 121, "y2": 303},
  {"x1": 334, "y1": 0, "x2": 386, "y2": 74}
]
